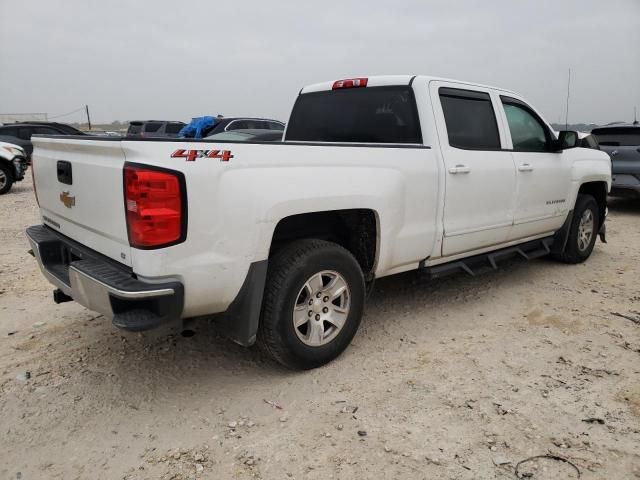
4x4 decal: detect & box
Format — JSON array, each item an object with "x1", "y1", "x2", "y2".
[{"x1": 171, "y1": 149, "x2": 234, "y2": 162}]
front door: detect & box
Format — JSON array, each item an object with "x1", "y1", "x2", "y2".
[
  {"x1": 498, "y1": 96, "x2": 573, "y2": 240},
  {"x1": 432, "y1": 83, "x2": 517, "y2": 257}
]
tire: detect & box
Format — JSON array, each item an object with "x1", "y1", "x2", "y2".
[
  {"x1": 0, "y1": 163, "x2": 14, "y2": 195},
  {"x1": 258, "y1": 239, "x2": 365, "y2": 369},
  {"x1": 552, "y1": 194, "x2": 599, "y2": 264}
]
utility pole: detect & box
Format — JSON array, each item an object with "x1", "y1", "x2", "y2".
[
  {"x1": 564, "y1": 68, "x2": 571, "y2": 130},
  {"x1": 85, "y1": 104, "x2": 92, "y2": 131}
]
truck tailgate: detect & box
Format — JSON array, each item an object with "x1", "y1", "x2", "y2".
[{"x1": 32, "y1": 137, "x2": 131, "y2": 267}]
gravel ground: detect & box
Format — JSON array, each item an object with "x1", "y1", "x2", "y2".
[{"x1": 1, "y1": 174, "x2": 639, "y2": 480}]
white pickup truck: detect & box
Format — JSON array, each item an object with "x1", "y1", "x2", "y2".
[{"x1": 27, "y1": 75, "x2": 611, "y2": 369}]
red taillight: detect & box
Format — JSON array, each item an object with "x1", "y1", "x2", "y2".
[
  {"x1": 123, "y1": 165, "x2": 185, "y2": 248},
  {"x1": 332, "y1": 77, "x2": 368, "y2": 90}
]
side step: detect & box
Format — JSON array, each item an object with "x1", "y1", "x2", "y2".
[{"x1": 420, "y1": 237, "x2": 554, "y2": 280}]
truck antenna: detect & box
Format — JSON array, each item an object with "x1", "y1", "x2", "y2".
[
  {"x1": 634, "y1": 106, "x2": 638, "y2": 125},
  {"x1": 85, "y1": 104, "x2": 92, "y2": 131},
  {"x1": 564, "y1": 68, "x2": 571, "y2": 130}
]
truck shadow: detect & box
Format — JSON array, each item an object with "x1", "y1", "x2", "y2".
[
  {"x1": 20, "y1": 246, "x2": 601, "y2": 413},
  {"x1": 608, "y1": 197, "x2": 640, "y2": 213}
]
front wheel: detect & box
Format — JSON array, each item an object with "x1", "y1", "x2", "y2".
[
  {"x1": 258, "y1": 239, "x2": 365, "y2": 369},
  {"x1": 552, "y1": 194, "x2": 599, "y2": 264},
  {"x1": 0, "y1": 164, "x2": 14, "y2": 195}
]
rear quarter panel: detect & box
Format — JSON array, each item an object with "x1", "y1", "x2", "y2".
[{"x1": 121, "y1": 140, "x2": 441, "y2": 316}]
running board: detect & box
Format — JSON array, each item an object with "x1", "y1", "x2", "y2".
[{"x1": 420, "y1": 237, "x2": 554, "y2": 280}]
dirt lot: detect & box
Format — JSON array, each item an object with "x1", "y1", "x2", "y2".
[{"x1": 1, "y1": 175, "x2": 639, "y2": 480}]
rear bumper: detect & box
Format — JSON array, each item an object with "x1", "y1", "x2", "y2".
[{"x1": 26, "y1": 225, "x2": 184, "y2": 331}]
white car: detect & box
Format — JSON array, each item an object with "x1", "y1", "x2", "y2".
[
  {"x1": 26, "y1": 75, "x2": 611, "y2": 369},
  {"x1": 0, "y1": 140, "x2": 28, "y2": 194}
]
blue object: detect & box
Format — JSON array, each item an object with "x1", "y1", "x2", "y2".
[{"x1": 179, "y1": 116, "x2": 217, "y2": 139}]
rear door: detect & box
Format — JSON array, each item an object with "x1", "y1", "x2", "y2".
[
  {"x1": 498, "y1": 96, "x2": 572, "y2": 239},
  {"x1": 32, "y1": 137, "x2": 131, "y2": 266},
  {"x1": 431, "y1": 82, "x2": 517, "y2": 257}
]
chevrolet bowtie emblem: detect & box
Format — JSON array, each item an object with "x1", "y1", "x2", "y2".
[{"x1": 60, "y1": 191, "x2": 76, "y2": 209}]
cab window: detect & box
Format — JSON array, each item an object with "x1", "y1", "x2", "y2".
[
  {"x1": 501, "y1": 97, "x2": 551, "y2": 152},
  {"x1": 439, "y1": 88, "x2": 501, "y2": 150}
]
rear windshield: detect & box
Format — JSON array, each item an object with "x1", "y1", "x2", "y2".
[
  {"x1": 285, "y1": 86, "x2": 422, "y2": 144},
  {"x1": 591, "y1": 127, "x2": 640, "y2": 146}
]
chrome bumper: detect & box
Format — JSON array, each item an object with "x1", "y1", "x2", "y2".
[{"x1": 26, "y1": 225, "x2": 184, "y2": 331}]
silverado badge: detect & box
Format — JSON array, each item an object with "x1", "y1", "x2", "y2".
[{"x1": 59, "y1": 191, "x2": 76, "y2": 209}]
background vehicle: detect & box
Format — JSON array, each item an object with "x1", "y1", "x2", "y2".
[
  {"x1": 126, "y1": 120, "x2": 186, "y2": 138},
  {"x1": 27, "y1": 75, "x2": 611, "y2": 370},
  {"x1": 591, "y1": 124, "x2": 640, "y2": 197},
  {"x1": 0, "y1": 141, "x2": 28, "y2": 194},
  {"x1": 205, "y1": 129, "x2": 283, "y2": 142},
  {"x1": 204, "y1": 117, "x2": 284, "y2": 136},
  {"x1": 0, "y1": 122, "x2": 87, "y2": 160}
]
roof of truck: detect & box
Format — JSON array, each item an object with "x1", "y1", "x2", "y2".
[{"x1": 300, "y1": 75, "x2": 518, "y2": 95}]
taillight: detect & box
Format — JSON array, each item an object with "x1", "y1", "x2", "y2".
[
  {"x1": 332, "y1": 77, "x2": 368, "y2": 89},
  {"x1": 123, "y1": 164, "x2": 186, "y2": 249}
]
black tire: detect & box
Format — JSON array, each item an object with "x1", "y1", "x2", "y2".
[
  {"x1": 552, "y1": 194, "x2": 599, "y2": 264},
  {"x1": 0, "y1": 163, "x2": 14, "y2": 195},
  {"x1": 258, "y1": 239, "x2": 365, "y2": 370}
]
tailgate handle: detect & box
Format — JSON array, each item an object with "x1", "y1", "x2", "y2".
[{"x1": 57, "y1": 161, "x2": 73, "y2": 185}]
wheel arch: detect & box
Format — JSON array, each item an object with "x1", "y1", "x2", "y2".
[
  {"x1": 270, "y1": 208, "x2": 380, "y2": 281},
  {"x1": 578, "y1": 180, "x2": 608, "y2": 228}
]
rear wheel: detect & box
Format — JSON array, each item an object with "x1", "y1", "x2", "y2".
[
  {"x1": 552, "y1": 194, "x2": 599, "y2": 264},
  {"x1": 258, "y1": 239, "x2": 365, "y2": 369},
  {"x1": 0, "y1": 164, "x2": 14, "y2": 195}
]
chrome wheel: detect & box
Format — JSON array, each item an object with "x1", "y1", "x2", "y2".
[
  {"x1": 577, "y1": 208, "x2": 595, "y2": 252},
  {"x1": 0, "y1": 170, "x2": 7, "y2": 191},
  {"x1": 293, "y1": 270, "x2": 351, "y2": 347}
]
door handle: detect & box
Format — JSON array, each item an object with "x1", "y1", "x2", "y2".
[
  {"x1": 448, "y1": 164, "x2": 471, "y2": 174},
  {"x1": 518, "y1": 164, "x2": 534, "y2": 172}
]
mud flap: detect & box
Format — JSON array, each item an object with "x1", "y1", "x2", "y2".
[
  {"x1": 215, "y1": 260, "x2": 268, "y2": 347},
  {"x1": 599, "y1": 221, "x2": 607, "y2": 243},
  {"x1": 551, "y1": 209, "x2": 573, "y2": 255}
]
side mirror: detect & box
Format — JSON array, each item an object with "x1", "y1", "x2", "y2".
[{"x1": 556, "y1": 130, "x2": 579, "y2": 151}]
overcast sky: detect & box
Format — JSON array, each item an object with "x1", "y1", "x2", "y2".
[{"x1": 1, "y1": 0, "x2": 639, "y2": 125}]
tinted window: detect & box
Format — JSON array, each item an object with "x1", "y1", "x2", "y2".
[
  {"x1": 127, "y1": 122, "x2": 143, "y2": 135},
  {"x1": 34, "y1": 126, "x2": 61, "y2": 134},
  {"x1": 227, "y1": 121, "x2": 249, "y2": 131},
  {"x1": 439, "y1": 88, "x2": 500, "y2": 149},
  {"x1": 286, "y1": 86, "x2": 422, "y2": 144},
  {"x1": 164, "y1": 123, "x2": 184, "y2": 134},
  {"x1": 591, "y1": 127, "x2": 640, "y2": 146},
  {"x1": 502, "y1": 100, "x2": 549, "y2": 152},
  {"x1": 0, "y1": 126, "x2": 18, "y2": 136},
  {"x1": 17, "y1": 127, "x2": 33, "y2": 140},
  {"x1": 267, "y1": 121, "x2": 284, "y2": 131},
  {"x1": 144, "y1": 122, "x2": 162, "y2": 133}
]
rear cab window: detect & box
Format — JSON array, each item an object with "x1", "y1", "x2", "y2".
[{"x1": 285, "y1": 86, "x2": 422, "y2": 144}]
